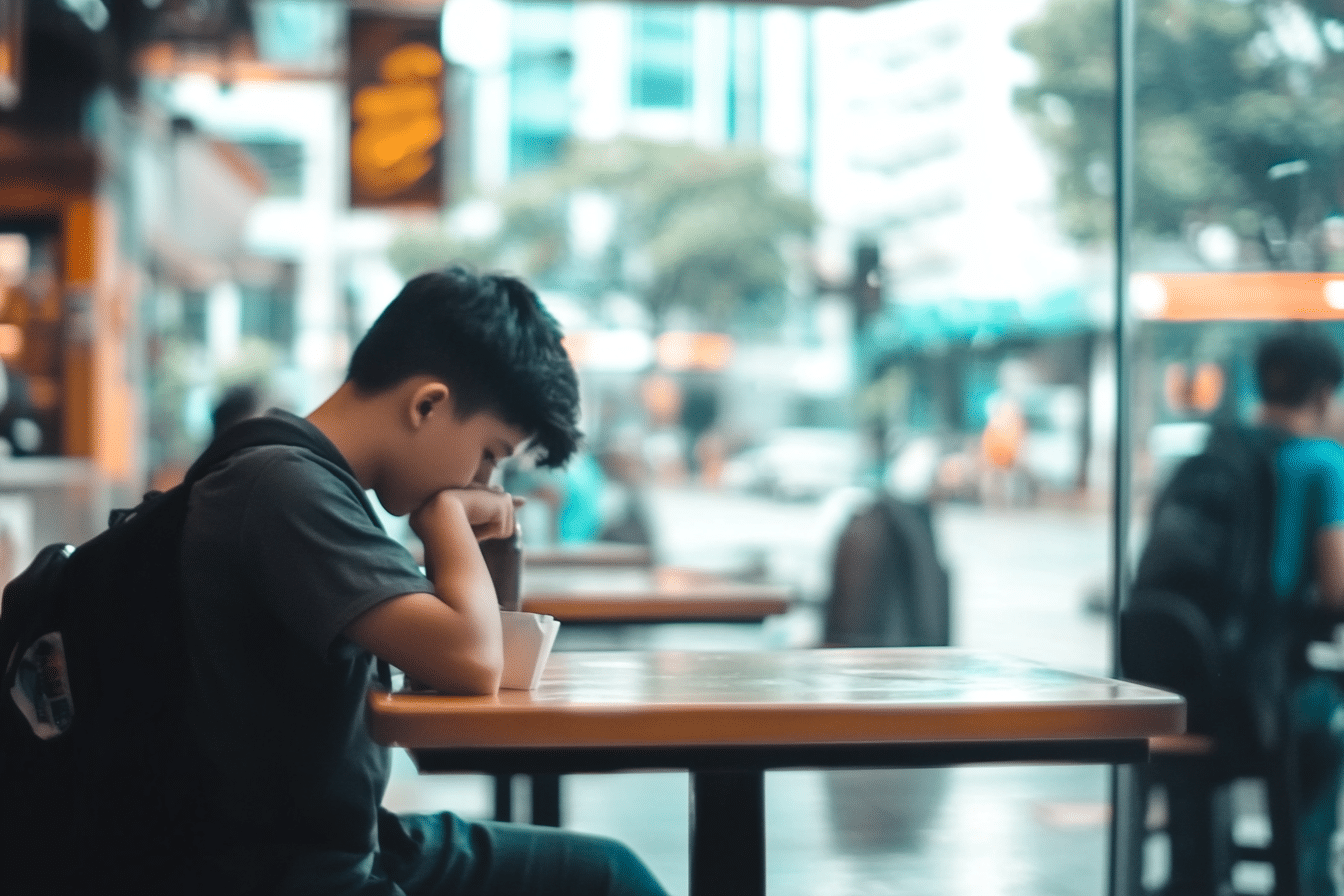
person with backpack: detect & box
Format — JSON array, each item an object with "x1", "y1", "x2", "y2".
[
  {"x1": 174, "y1": 267, "x2": 669, "y2": 895},
  {"x1": 1126, "y1": 322, "x2": 1344, "y2": 895},
  {"x1": 1253, "y1": 323, "x2": 1344, "y2": 895}
]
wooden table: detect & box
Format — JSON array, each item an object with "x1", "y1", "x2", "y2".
[
  {"x1": 504, "y1": 565, "x2": 792, "y2": 824},
  {"x1": 369, "y1": 647, "x2": 1185, "y2": 896},
  {"x1": 519, "y1": 565, "x2": 791, "y2": 624},
  {"x1": 524, "y1": 542, "x2": 653, "y2": 568}
]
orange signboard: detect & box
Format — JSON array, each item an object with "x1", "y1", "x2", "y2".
[
  {"x1": 348, "y1": 11, "x2": 445, "y2": 209},
  {"x1": 655, "y1": 331, "x2": 734, "y2": 372},
  {"x1": 1133, "y1": 272, "x2": 1344, "y2": 321}
]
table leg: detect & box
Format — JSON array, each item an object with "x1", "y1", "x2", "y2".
[
  {"x1": 490, "y1": 773, "x2": 562, "y2": 826},
  {"x1": 492, "y1": 774, "x2": 514, "y2": 822},
  {"x1": 1109, "y1": 763, "x2": 1147, "y2": 896},
  {"x1": 531, "y1": 773, "x2": 562, "y2": 827},
  {"x1": 690, "y1": 769, "x2": 765, "y2": 896}
]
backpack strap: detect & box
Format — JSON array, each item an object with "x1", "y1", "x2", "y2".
[{"x1": 176, "y1": 410, "x2": 394, "y2": 689}]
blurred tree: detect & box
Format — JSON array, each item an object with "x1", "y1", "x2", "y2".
[
  {"x1": 389, "y1": 138, "x2": 815, "y2": 330},
  {"x1": 1013, "y1": 0, "x2": 1344, "y2": 269}
]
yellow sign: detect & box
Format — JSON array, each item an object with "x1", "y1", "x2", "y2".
[{"x1": 348, "y1": 13, "x2": 445, "y2": 208}]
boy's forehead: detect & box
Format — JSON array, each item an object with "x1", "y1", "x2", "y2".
[{"x1": 479, "y1": 412, "x2": 532, "y2": 452}]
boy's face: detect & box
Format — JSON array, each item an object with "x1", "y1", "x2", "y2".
[{"x1": 380, "y1": 400, "x2": 529, "y2": 516}]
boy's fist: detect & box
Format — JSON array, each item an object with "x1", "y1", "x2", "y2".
[{"x1": 412, "y1": 485, "x2": 524, "y2": 543}]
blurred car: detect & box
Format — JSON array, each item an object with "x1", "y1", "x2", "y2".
[{"x1": 721, "y1": 428, "x2": 865, "y2": 500}]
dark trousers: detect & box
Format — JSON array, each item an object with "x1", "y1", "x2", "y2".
[
  {"x1": 380, "y1": 810, "x2": 671, "y2": 896},
  {"x1": 1292, "y1": 674, "x2": 1344, "y2": 896}
]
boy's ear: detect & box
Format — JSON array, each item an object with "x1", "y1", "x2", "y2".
[{"x1": 407, "y1": 381, "x2": 451, "y2": 429}]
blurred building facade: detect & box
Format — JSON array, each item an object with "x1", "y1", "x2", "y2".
[
  {"x1": 0, "y1": 0, "x2": 263, "y2": 555},
  {"x1": 809, "y1": 0, "x2": 1108, "y2": 500},
  {"x1": 0, "y1": 0, "x2": 430, "y2": 555},
  {"x1": 0, "y1": 0, "x2": 1105, "y2": 563},
  {"x1": 449, "y1": 0, "x2": 811, "y2": 184}
]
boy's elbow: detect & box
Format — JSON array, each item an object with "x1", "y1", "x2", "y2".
[
  {"x1": 430, "y1": 652, "x2": 502, "y2": 696},
  {"x1": 458, "y1": 660, "x2": 502, "y2": 696}
]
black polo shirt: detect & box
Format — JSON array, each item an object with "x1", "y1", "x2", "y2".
[{"x1": 180, "y1": 412, "x2": 432, "y2": 895}]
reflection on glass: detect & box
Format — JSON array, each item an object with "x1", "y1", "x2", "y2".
[
  {"x1": 141, "y1": 2, "x2": 1124, "y2": 891},
  {"x1": 1096, "y1": 4, "x2": 1344, "y2": 895}
]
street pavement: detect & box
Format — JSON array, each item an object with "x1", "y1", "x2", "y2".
[{"x1": 386, "y1": 487, "x2": 1127, "y2": 896}]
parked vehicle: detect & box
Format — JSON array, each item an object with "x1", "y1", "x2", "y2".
[{"x1": 721, "y1": 428, "x2": 865, "y2": 500}]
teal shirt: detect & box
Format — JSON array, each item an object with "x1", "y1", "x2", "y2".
[
  {"x1": 1272, "y1": 436, "x2": 1344, "y2": 600},
  {"x1": 557, "y1": 452, "x2": 606, "y2": 544}
]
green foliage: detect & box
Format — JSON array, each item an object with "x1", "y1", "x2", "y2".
[
  {"x1": 1013, "y1": 0, "x2": 1344, "y2": 267},
  {"x1": 388, "y1": 138, "x2": 815, "y2": 330}
]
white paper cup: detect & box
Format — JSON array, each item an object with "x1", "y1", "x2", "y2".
[{"x1": 499, "y1": 610, "x2": 561, "y2": 690}]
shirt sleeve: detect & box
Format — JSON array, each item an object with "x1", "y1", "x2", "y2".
[{"x1": 236, "y1": 449, "x2": 433, "y2": 657}]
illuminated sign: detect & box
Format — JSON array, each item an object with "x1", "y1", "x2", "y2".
[
  {"x1": 655, "y1": 331, "x2": 734, "y2": 372},
  {"x1": 348, "y1": 11, "x2": 445, "y2": 209},
  {"x1": 1133, "y1": 272, "x2": 1344, "y2": 321},
  {"x1": 0, "y1": 0, "x2": 22, "y2": 109}
]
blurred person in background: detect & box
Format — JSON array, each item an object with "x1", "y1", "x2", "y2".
[
  {"x1": 211, "y1": 383, "x2": 265, "y2": 439},
  {"x1": 504, "y1": 448, "x2": 607, "y2": 546},
  {"x1": 979, "y1": 393, "x2": 1027, "y2": 507},
  {"x1": 1252, "y1": 323, "x2": 1344, "y2": 895},
  {"x1": 596, "y1": 427, "x2": 655, "y2": 547}
]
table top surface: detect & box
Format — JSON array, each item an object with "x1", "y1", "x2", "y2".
[
  {"x1": 368, "y1": 647, "x2": 1185, "y2": 750},
  {"x1": 519, "y1": 566, "x2": 791, "y2": 623},
  {"x1": 524, "y1": 543, "x2": 653, "y2": 568}
]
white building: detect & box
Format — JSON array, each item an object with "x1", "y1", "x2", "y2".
[
  {"x1": 450, "y1": 0, "x2": 1080, "y2": 313},
  {"x1": 810, "y1": 0, "x2": 1083, "y2": 311},
  {"x1": 446, "y1": 0, "x2": 812, "y2": 187}
]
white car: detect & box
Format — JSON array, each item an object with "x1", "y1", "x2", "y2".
[{"x1": 722, "y1": 428, "x2": 866, "y2": 500}]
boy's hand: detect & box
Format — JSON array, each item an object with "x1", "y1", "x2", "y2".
[{"x1": 411, "y1": 485, "x2": 525, "y2": 544}]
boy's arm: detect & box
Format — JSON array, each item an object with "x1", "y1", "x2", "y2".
[
  {"x1": 1314, "y1": 448, "x2": 1344, "y2": 611},
  {"x1": 1316, "y1": 527, "x2": 1344, "y2": 611},
  {"x1": 345, "y1": 489, "x2": 510, "y2": 695}
]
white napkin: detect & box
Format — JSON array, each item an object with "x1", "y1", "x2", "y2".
[{"x1": 499, "y1": 610, "x2": 561, "y2": 690}]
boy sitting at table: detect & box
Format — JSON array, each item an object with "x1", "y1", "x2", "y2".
[{"x1": 179, "y1": 267, "x2": 670, "y2": 896}]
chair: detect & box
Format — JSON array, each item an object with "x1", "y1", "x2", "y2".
[
  {"x1": 1124, "y1": 732, "x2": 1299, "y2": 896},
  {"x1": 823, "y1": 495, "x2": 950, "y2": 648},
  {"x1": 1120, "y1": 593, "x2": 1301, "y2": 896}
]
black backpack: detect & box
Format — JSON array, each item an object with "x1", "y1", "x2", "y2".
[
  {"x1": 823, "y1": 495, "x2": 952, "y2": 649},
  {"x1": 1121, "y1": 424, "x2": 1291, "y2": 753},
  {"x1": 0, "y1": 414, "x2": 347, "y2": 895}
]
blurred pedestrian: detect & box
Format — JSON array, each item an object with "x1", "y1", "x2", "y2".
[
  {"x1": 979, "y1": 393, "x2": 1026, "y2": 506},
  {"x1": 211, "y1": 383, "x2": 264, "y2": 439}
]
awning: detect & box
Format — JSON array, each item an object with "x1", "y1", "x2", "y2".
[{"x1": 861, "y1": 287, "x2": 1093, "y2": 356}]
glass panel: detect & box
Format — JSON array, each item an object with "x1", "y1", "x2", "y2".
[
  {"x1": 149, "y1": 0, "x2": 1123, "y2": 890},
  {"x1": 1121, "y1": 0, "x2": 1344, "y2": 500},
  {"x1": 390, "y1": 1, "x2": 1113, "y2": 892},
  {"x1": 1113, "y1": 1, "x2": 1344, "y2": 892}
]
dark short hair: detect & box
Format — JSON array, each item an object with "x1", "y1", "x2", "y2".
[
  {"x1": 1254, "y1": 322, "x2": 1344, "y2": 408},
  {"x1": 347, "y1": 266, "x2": 581, "y2": 467}
]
